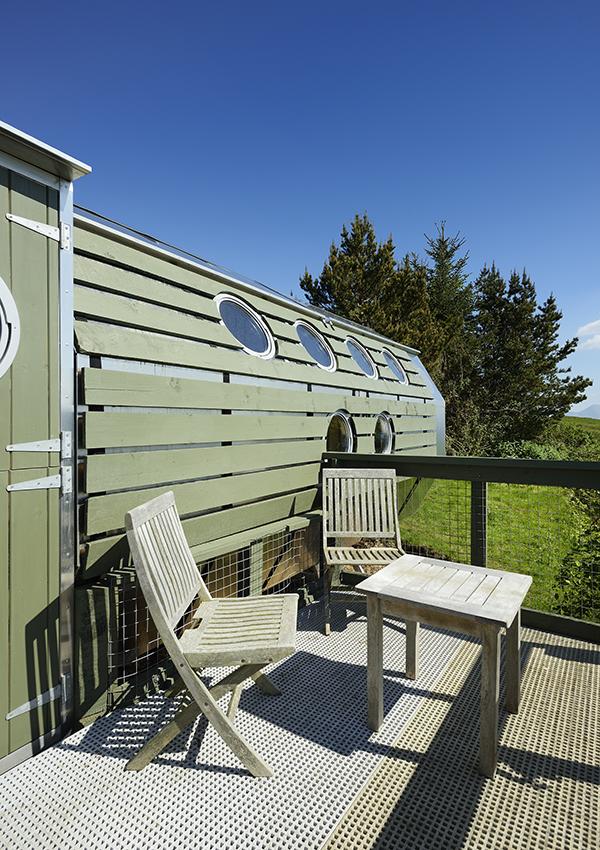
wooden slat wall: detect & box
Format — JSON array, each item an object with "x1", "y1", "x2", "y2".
[{"x1": 74, "y1": 220, "x2": 440, "y2": 583}]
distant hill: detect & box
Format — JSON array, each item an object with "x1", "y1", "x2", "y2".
[{"x1": 570, "y1": 404, "x2": 600, "y2": 420}]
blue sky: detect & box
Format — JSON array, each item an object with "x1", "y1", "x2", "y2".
[{"x1": 3, "y1": 1, "x2": 599, "y2": 409}]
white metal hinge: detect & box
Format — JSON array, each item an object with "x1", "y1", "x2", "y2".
[
  {"x1": 6, "y1": 213, "x2": 71, "y2": 250},
  {"x1": 6, "y1": 683, "x2": 62, "y2": 720},
  {"x1": 6, "y1": 466, "x2": 72, "y2": 494},
  {"x1": 6, "y1": 431, "x2": 72, "y2": 459}
]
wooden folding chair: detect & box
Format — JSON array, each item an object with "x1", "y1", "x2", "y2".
[
  {"x1": 321, "y1": 468, "x2": 403, "y2": 632},
  {"x1": 124, "y1": 491, "x2": 298, "y2": 777}
]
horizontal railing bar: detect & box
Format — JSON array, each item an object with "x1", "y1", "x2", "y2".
[{"x1": 322, "y1": 452, "x2": 600, "y2": 489}]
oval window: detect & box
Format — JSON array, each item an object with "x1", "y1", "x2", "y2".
[
  {"x1": 374, "y1": 413, "x2": 394, "y2": 454},
  {"x1": 346, "y1": 337, "x2": 378, "y2": 378},
  {"x1": 382, "y1": 349, "x2": 408, "y2": 384},
  {"x1": 0, "y1": 276, "x2": 20, "y2": 380},
  {"x1": 215, "y1": 294, "x2": 275, "y2": 359},
  {"x1": 294, "y1": 320, "x2": 336, "y2": 371},
  {"x1": 326, "y1": 410, "x2": 354, "y2": 452}
]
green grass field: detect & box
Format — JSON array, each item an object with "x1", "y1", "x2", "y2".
[
  {"x1": 564, "y1": 415, "x2": 600, "y2": 435},
  {"x1": 398, "y1": 478, "x2": 579, "y2": 613}
]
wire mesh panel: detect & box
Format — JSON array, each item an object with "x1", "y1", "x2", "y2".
[{"x1": 396, "y1": 475, "x2": 600, "y2": 622}]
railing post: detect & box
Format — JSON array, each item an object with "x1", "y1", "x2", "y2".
[{"x1": 471, "y1": 480, "x2": 488, "y2": 567}]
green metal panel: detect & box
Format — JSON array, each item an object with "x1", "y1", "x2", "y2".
[{"x1": 82, "y1": 367, "x2": 436, "y2": 417}]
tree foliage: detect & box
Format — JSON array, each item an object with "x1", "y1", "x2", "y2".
[{"x1": 300, "y1": 213, "x2": 591, "y2": 454}]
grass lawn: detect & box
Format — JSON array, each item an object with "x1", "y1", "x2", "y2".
[
  {"x1": 564, "y1": 415, "x2": 600, "y2": 435},
  {"x1": 399, "y1": 478, "x2": 578, "y2": 612}
]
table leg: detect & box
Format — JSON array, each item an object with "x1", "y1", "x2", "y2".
[
  {"x1": 367, "y1": 594, "x2": 383, "y2": 731},
  {"x1": 406, "y1": 620, "x2": 420, "y2": 680},
  {"x1": 505, "y1": 610, "x2": 521, "y2": 714},
  {"x1": 321, "y1": 562, "x2": 332, "y2": 636},
  {"x1": 480, "y1": 624, "x2": 501, "y2": 778}
]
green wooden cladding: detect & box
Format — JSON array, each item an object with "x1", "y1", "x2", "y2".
[{"x1": 74, "y1": 219, "x2": 440, "y2": 588}]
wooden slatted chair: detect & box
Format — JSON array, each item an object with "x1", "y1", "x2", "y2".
[
  {"x1": 124, "y1": 491, "x2": 298, "y2": 777},
  {"x1": 321, "y1": 468, "x2": 404, "y2": 632}
]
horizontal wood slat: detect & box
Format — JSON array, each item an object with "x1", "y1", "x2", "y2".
[
  {"x1": 82, "y1": 368, "x2": 436, "y2": 416},
  {"x1": 75, "y1": 320, "x2": 432, "y2": 398},
  {"x1": 85, "y1": 463, "x2": 320, "y2": 536},
  {"x1": 74, "y1": 225, "x2": 420, "y2": 366},
  {"x1": 85, "y1": 411, "x2": 328, "y2": 448},
  {"x1": 86, "y1": 438, "x2": 325, "y2": 493},
  {"x1": 81, "y1": 491, "x2": 319, "y2": 579}
]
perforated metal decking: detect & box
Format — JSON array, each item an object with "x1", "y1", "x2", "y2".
[{"x1": 1, "y1": 600, "x2": 598, "y2": 850}]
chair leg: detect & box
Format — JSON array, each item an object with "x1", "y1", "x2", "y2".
[
  {"x1": 227, "y1": 684, "x2": 243, "y2": 720},
  {"x1": 252, "y1": 672, "x2": 281, "y2": 695},
  {"x1": 126, "y1": 698, "x2": 201, "y2": 771},
  {"x1": 322, "y1": 562, "x2": 333, "y2": 635},
  {"x1": 125, "y1": 664, "x2": 267, "y2": 772}
]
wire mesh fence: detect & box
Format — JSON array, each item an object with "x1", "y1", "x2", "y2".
[{"x1": 398, "y1": 476, "x2": 600, "y2": 622}]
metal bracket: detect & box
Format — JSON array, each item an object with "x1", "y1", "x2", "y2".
[
  {"x1": 6, "y1": 213, "x2": 60, "y2": 242},
  {"x1": 60, "y1": 222, "x2": 71, "y2": 251},
  {"x1": 6, "y1": 683, "x2": 62, "y2": 721},
  {"x1": 6, "y1": 465, "x2": 72, "y2": 494}
]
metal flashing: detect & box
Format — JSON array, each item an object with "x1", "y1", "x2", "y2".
[{"x1": 0, "y1": 121, "x2": 91, "y2": 182}]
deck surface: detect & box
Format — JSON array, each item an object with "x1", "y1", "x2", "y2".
[{"x1": 1, "y1": 598, "x2": 598, "y2": 850}]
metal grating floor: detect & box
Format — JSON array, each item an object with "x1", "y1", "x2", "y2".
[
  {"x1": 1, "y1": 600, "x2": 598, "y2": 850},
  {"x1": 0, "y1": 600, "x2": 465, "y2": 850},
  {"x1": 326, "y1": 624, "x2": 600, "y2": 850}
]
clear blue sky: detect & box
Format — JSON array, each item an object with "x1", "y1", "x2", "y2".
[{"x1": 3, "y1": 1, "x2": 599, "y2": 409}]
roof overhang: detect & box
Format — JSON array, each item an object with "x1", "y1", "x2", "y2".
[{"x1": 0, "y1": 121, "x2": 91, "y2": 182}]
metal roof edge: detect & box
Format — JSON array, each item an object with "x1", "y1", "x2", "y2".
[
  {"x1": 0, "y1": 121, "x2": 91, "y2": 181},
  {"x1": 73, "y1": 211, "x2": 421, "y2": 357}
]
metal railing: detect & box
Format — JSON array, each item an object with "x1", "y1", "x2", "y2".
[{"x1": 323, "y1": 453, "x2": 600, "y2": 630}]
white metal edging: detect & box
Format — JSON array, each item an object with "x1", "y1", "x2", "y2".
[{"x1": 0, "y1": 149, "x2": 61, "y2": 190}]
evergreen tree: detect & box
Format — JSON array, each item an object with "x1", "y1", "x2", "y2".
[
  {"x1": 423, "y1": 224, "x2": 476, "y2": 450},
  {"x1": 472, "y1": 267, "x2": 591, "y2": 448}
]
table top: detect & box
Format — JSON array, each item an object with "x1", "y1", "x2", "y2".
[{"x1": 356, "y1": 554, "x2": 532, "y2": 628}]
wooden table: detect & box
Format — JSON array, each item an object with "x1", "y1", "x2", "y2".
[{"x1": 356, "y1": 553, "x2": 532, "y2": 778}]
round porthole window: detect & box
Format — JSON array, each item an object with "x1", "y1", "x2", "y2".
[
  {"x1": 382, "y1": 349, "x2": 408, "y2": 384},
  {"x1": 346, "y1": 337, "x2": 378, "y2": 379},
  {"x1": 215, "y1": 294, "x2": 275, "y2": 359},
  {"x1": 374, "y1": 412, "x2": 394, "y2": 454},
  {"x1": 326, "y1": 410, "x2": 355, "y2": 452},
  {"x1": 294, "y1": 320, "x2": 336, "y2": 371},
  {"x1": 0, "y1": 276, "x2": 20, "y2": 380}
]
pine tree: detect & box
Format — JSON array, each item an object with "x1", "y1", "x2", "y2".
[
  {"x1": 424, "y1": 224, "x2": 476, "y2": 449},
  {"x1": 472, "y1": 267, "x2": 591, "y2": 448}
]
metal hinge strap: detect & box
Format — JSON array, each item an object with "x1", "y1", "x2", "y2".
[
  {"x1": 6, "y1": 431, "x2": 72, "y2": 459},
  {"x1": 6, "y1": 214, "x2": 72, "y2": 251},
  {"x1": 6, "y1": 213, "x2": 60, "y2": 242},
  {"x1": 6, "y1": 466, "x2": 72, "y2": 494},
  {"x1": 6, "y1": 684, "x2": 62, "y2": 720}
]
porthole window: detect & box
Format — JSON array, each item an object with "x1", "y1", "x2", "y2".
[
  {"x1": 294, "y1": 320, "x2": 336, "y2": 371},
  {"x1": 382, "y1": 348, "x2": 408, "y2": 384},
  {"x1": 346, "y1": 337, "x2": 378, "y2": 379},
  {"x1": 326, "y1": 410, "x2": 354, "y2": 452},
  {"x1": 0, "y1": 276, "x2": 20, "y2": 380},
  {"x1": 374, "y1": 412, "x2": 394, "y2": 454},
  {"x1": 215, "y1": 294, "x2": 275, "y2": 359}
]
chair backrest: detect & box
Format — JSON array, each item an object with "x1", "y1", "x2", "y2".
[
  {"x1": 125, "y1": 492, "x2": 211, "y2": 640},
  {"x1": 322, "y1": 468, "x2": 401, "y2": 547}
]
